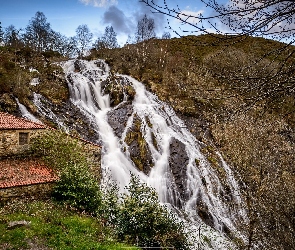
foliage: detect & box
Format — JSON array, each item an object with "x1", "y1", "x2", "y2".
[
  {"x1": 0, "y1": 199, "x2": 139, "y2": 250},
  {"x1": 116, "y1": 174, "x2": 189, "y2": 249},
  {"x1": 30, "y1": 131, "x2": 101, "y2": 213},
  {"x1": 53, "y1": 163, "x2": 102, "y2": 213},
  {"x1": 30, "y1": 130, "x2": 90, "y2": 169}
]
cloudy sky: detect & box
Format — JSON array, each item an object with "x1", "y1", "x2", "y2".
[{"x1": 0, "y1": 0, "x2": 207, "y2": 46}]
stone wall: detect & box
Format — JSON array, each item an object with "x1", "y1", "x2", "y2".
[
  {"x1": 0, "y1": 183, "x2": 55, "y2": 202},
  {"x1": 0, "y1": 129, "x2": 46, "y2": 157}
]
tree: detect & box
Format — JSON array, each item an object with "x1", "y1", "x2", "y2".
[
  {"x1": 93, "y1": 26, "x2": 118, "y2": 50},
  {"x1": 162, "y1": 31, "x2": 171, "y2": 39},
  {"x1": 117, "y1": 175, "x2": 188, "y2": 249},
  {"x1": 135, "y1": 14, "x2": 156, "y2": 43},
  {"x1": 141, "y1": 0, "x2": 295, "y2": 41},
  {"x1": 3, "y1": 25, "x2": 23, "y2": 49},
  {"x1": 0, "y1": 22, "x2": 4, "y2": 44},
  {"x1": 75, "y1": 24, "x2": 93, "y2": 57},
  {"x1": 24, "y1": 11, "x2": 52, "y2": 52}
]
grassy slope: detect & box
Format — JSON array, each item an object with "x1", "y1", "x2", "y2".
[
  {"x1": 88, "y1": 35, "x2": 295, "y2": 249},
  {"x1": 0, "y1": 199, "x2": 138, "y2": 250}
]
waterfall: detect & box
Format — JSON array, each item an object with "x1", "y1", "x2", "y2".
[
  {"x1": 16, "y1": 98, "x2": 41, "y2": 123},
  {"x1": 60, "y1": 59, "x2": 248, "y2": 249}
]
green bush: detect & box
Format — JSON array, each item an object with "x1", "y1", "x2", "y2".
[
  {"x1": 53, "y1": 163, "x2": 102, "y2": 213},
  {"x1": 116, "y1": 174, "x2": 189, "y2": 249},
  {"x1": 31, "y1": 131, "x2": 101, "y2": 213},
  {"x1": 30, "y1": 130, "x2": 89, "y2": 170}
]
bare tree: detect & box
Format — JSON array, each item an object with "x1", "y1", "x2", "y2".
[
  {"x1": 93, "y1": 26, "x2": 118, "y2": 50},
  {"x1": 141, "y1": 0, "x2": 295, "y2": 41},
  {"x1": 75, "y1": 24, "x2": 93, "y2": 57},
  {"x1": 0, "y1": 22, "x2": 4, "y2": 44},
  {"x1": 162, "y1": 31, "x2": 171, "y2": 39},
  {"x1": 3, "y1": 25, "x2": 23, "y2": 49},
  {"x1": 135, "y1": 14, "x2": 156, "y2": 43},
  {"x1": 24, "y1": 11, "x2": 52, "y2": 52}
]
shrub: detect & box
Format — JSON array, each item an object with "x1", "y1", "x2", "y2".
[
  {"x1": 116, "y1": 174, "x2": 189, "y2": 249},
  {"x1": 31, "y1": 131, "x2": 101, "y2": 213},
  {"x1": 53, "y1": 163, "x2": 102, "y2": 213},
  {"x1": 30, "y1": 130, "x2": 89, "y2": 170}
]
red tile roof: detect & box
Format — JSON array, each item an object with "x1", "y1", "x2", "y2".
[
  {"x1": 0, "y1": 112, "x2": 47, "y2": 130},
  {"x1": 0, "y1": 159, "x2": 58, "y2": 188}
]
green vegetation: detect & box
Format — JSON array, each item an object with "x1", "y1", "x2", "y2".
[
  {"x1": 117, "y1": 175, "x2": 188, "y2": 249},
  {"x1": 0, "y1": 45, "x2": 68, "y2": 114},
  {"x1": 25, "y1": 132, "x2": 189, "y2": 249},
  {"x1": 0, "y1": 199, "x2": 138, "y2": 250}
]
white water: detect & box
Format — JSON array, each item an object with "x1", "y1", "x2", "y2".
[
  {"x1": 16, "y1": 98, "x2": 41, "y2": 123},
  {"x1": 33, "y1": 93, "x2": 69, "y2": 132},
  {"x1": 60, "y1": 59, "x2": 248, "y2": 249}
]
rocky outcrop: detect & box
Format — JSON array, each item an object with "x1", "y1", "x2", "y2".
[
  {"x1": 168, "y1": 138, "x2": 189, "y2": 200},
  {"x1": 124, "y1": 115, "x2": 153, "y2": 175},
  {"x1": 102, "y1": 76, "x2": 135, "y2": 107},
  {"x1": 107, "y1": 102, "x2": 133, "y2": 138}
]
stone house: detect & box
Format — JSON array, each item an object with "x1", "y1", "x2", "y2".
[
  {"x1": 0, "y1": 112, "x2": 47, "y2": 157},
  {"x1": 0, "y1": 112, "x2": 101, "y2": 200},
  {"x1": 0, "y1": 112, "x2": 54, "y2": 200}
]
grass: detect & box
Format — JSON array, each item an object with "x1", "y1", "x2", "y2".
[{"x1": 0, "y1": 199, "x2": 139, "y2": 250}]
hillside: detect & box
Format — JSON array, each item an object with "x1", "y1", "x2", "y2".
[
  {"x1": 0, "y1": 35, "x2": 295, "y2": 249},
  {"x1": 88, "y1": 35, "x2": 295, "y2": 249}
]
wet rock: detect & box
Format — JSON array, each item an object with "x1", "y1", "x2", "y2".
[
  {"x1": 168, "y1": 137, "x2": 189, "y2": 200},
  {"x1": 196, "y1": 196, "x2": 215, "y2": 229},
  {"x1": 107, "y1": 102, "x2": 133, "y2": 138},
  {"x1": 74, "y1": 60, "x2": 83, "y2": 72},
  {"x1": 176, "y1": 112, "x2": 209, "y2": 142},
  {"x1": 125, "y1": 115, "x2": 153, "y2": 175},
  {"x1": 102, "y1": 75, "x2": 136, "y2": 107}
]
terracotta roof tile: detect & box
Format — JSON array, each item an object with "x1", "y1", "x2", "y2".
[
  {"x1": 0, "y1": 112, "x2": 47, "y2": 130},
  {"x1": 0, "y1": 159, "x2": 58, "y2": 188}
]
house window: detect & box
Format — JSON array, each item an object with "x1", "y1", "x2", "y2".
[{"x1": 19, "y1": 132, "x2": 29, "y2": 145}]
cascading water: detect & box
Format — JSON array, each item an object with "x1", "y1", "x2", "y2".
[
  {"x1": 16, "y1": 98, "x2": 41, "y2": 123},
  {"x1": 59, "y1": 59, "x2": 248, "y2": 249}
]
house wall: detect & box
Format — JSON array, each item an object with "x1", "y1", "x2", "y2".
[
  {"x1": 0, "y1": 129, "x2": 46, "y2": 157},
  {"x1": 0, "y1": 183, "x2": 55, "y2": 201}
]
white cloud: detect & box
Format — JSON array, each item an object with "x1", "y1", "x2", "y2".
[{"x1": 79, "y1": 0, "x2": 118, "y2": 8}]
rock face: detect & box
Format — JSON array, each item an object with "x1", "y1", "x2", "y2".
[
  {"x1": 168, "y1": 138, "x2": 189, "y2": 200},
  {"x1": 102, "y1": 75, "x2": 136, "y2": 107},
  {"x1": 124, "y1": 115, "x2": 154, "y2": 175},
  {"x1": 107, "y1": 102, "x2": 133, "y2": 138}
]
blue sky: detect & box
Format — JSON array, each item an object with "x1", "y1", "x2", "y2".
[{"x1": 0, "y1": 0, "x2": 209, "y2": 46}]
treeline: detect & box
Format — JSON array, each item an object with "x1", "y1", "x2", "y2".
[{"x1": 0, "y1": 11, "x2": 171, "y2": 58}]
